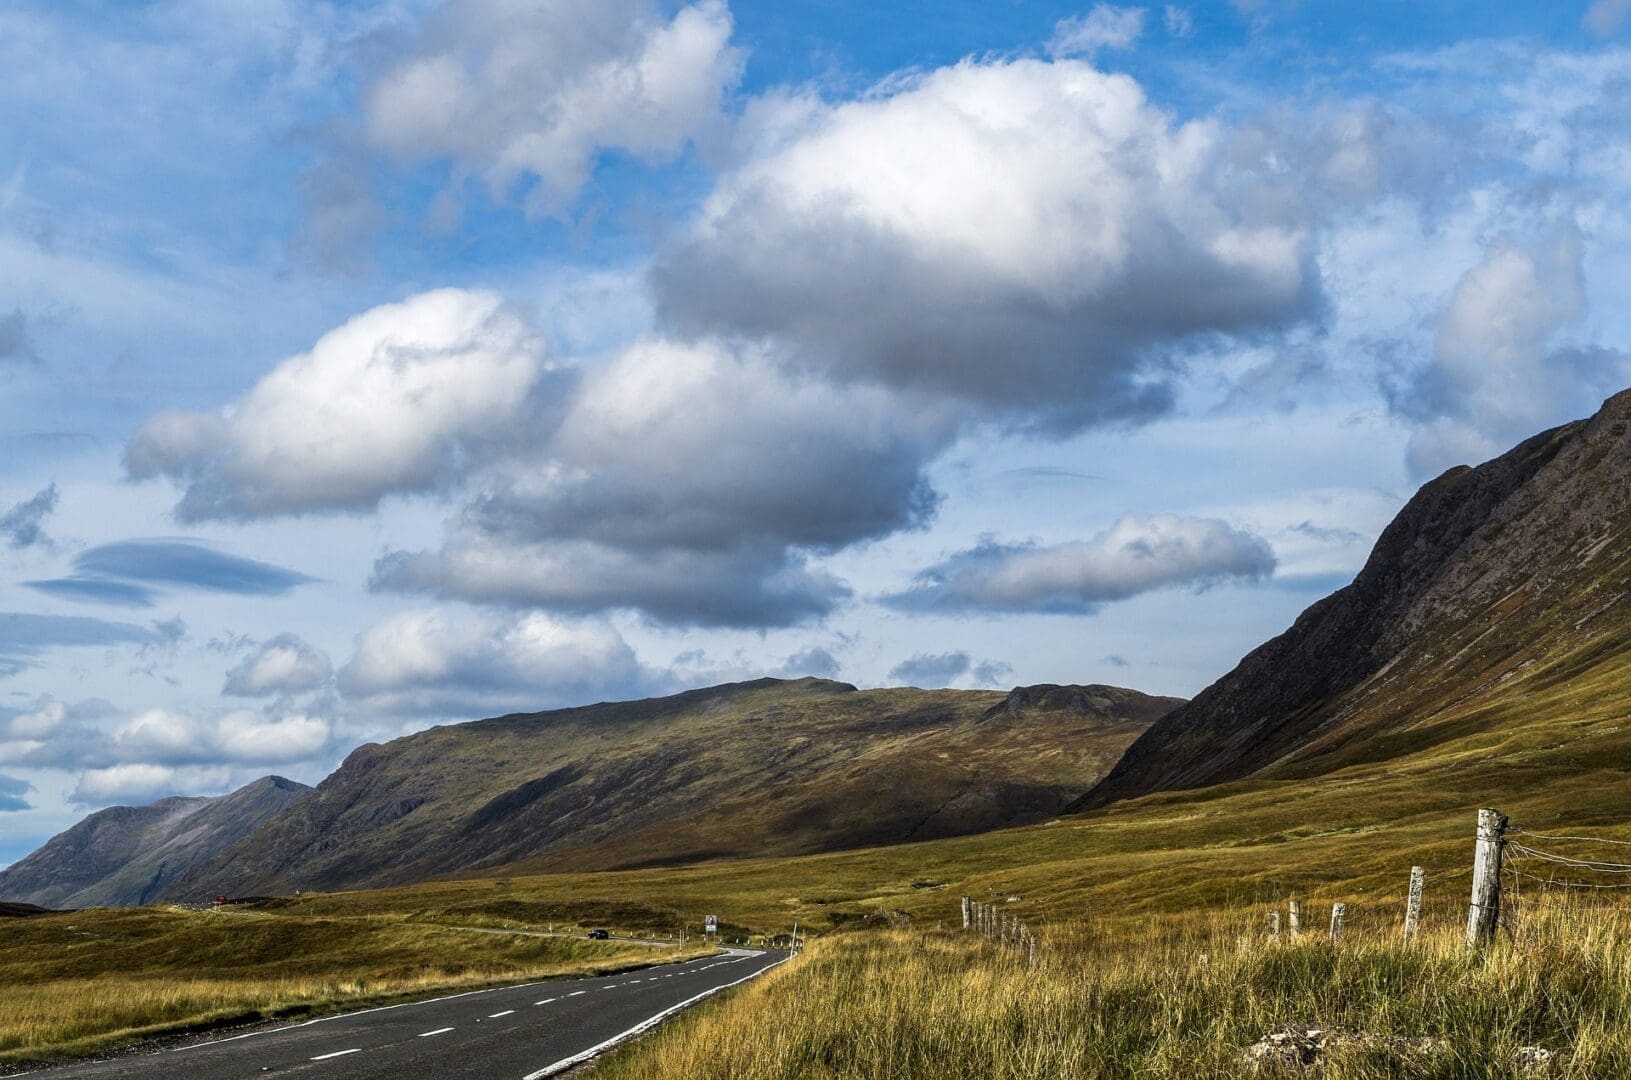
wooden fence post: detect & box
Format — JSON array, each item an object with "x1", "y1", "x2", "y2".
[
  {"x1": 1269, "y1": 911, "x2": 1281, "y2": 938},
  {"x1": 1402, "y1": 866, "x2": 1425, "y2": 940},
  {"x1": 961, "y1": 896, "x2": 971, "y2": 931},
  {"x1": 1288, "y1": 900, "x2": 1302, "y2": 937},
  {"x1": 1329, "y1": 903, "x2": 1346, "y2": 943},
  {"x1": 1466, "y1": 808, "x2": 1508, "y2": 949}
]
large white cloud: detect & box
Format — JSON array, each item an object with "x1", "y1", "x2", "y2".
[
  {"x1": 111, "y1": 708, "x2": 334, "y2": 767},
  {"x1": 653, "y1": 57, "x2": 1318, "y2": 430},
  {"x1": 1396, "y1": 228, "x2": 1631, "y2": 477},
  {"x1": 337, "y1": 607, "x2": 650, "y2": 715},
  {"x1": 365, "y1": 0, "x2": 742, "y2": 215},
  {"x1": 372, "y1": 336, "x2": 949, "y2": 626},
  {"x1": 125, "y1": 288, "x2": 549, "y2": 520},
  {"x1": 887, "y1": 515, "x2": 1276, "y2": 614},
  {"x1": 223, "y1": 634, "x2": 334, "y2": 697},
  {"x1": 1, "y1": 695, "x2": 335, "y2": 806}
]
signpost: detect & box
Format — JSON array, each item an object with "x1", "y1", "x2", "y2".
[{"x1": 704, "y1": 914, "x2": 718, "y2": 936}]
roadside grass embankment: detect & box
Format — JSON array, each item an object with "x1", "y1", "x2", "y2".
[
  {"x1": 0, "y1": 906, "x2": 709, "y2": 1065},
  {"x1": 596, "y1": 903, "x2": 1631, "y2": 1079}
]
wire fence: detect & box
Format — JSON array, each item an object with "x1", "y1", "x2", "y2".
[
  {"x1": 1235, "y1": 813, "x2": 1631, "y2": 946},
  {"x1": 1500, "y1": 823, "x2": 1631, "y2": 934}
]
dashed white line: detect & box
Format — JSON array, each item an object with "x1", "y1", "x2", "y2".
[
  {"x1": 418, "y1": 1027, "x2": 455, "y2": 1038},
  {"x1": 535, "y1": 997, "x2": 558, "y2": 1005},
  {"x1": 489, "y1": 1010, "x2": 516, "y2": 1018},
  {"x1": 521, "y1": 952, "x2": 782, "y2": 1080},
  {"x1": 311, "y1": 1048, "x2": 363, "y2": 1061},
  {"x1": 568, "y1": 990, "x2": 588, "y2": 997}
]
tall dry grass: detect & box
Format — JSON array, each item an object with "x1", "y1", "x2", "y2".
[{"x1": 598, "y1": 902, "x2": 1631, "y2": 1078}]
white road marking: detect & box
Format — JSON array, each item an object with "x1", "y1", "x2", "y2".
[
  {"x1": 534, "y1": 997, "x2": 558, "y2": 1005},
  {"x1": 568, "y1": 990, "x2": 588, "y2": 997},
  {"x1": 418, "y1": 1027, "x2": 455, "y2": 1038},
  {"x1": 522, "y1": 951, "x2": 781, "y2": 1080},
  {"x1": 311, "y1": 1048, "x2": 363, "y2": 1061},
  {"x1": 489, "y1": 1010, "x2": 516, "y2": 1018}
]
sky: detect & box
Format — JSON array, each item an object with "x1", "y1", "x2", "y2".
[{"x1": 2, "y1": 0, "x2": 1630, "y2": 864}]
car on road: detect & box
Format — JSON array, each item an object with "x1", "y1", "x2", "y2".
[{"x1": 587, "y1": 928, "x2": 610, "y2": 940}]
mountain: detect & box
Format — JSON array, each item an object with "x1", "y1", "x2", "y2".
[
  {"x1": 1075, "y1": 388, "x2": 1631, "y2": 811},
  {"x1": 162, "y1": 677, "x2": 1179, "y2": 900},
  {"x1": 0, "y1": 775, "x2": 310, "y2": 908}
]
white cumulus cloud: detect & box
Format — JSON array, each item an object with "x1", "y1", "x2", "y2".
[
  {"x1": 887, "y1": 515, "x2": 1276, "y2": 614},
  {"x1": 125, "y1": 288, "x2": 550, "y2": 520},
  {"x1": 654, "y1": 56, "x2": 1317, "y2": 431},
  {"x1": 371, "y1": 336, "x2": 949, "y2": 627},
  {"x1": 365, "y1": 0, "x2": 743, "y2": 215},
  {"x1": 1396, "y1": 228, "x2": 1631, "y2": 477},
  {"x1": 223, "y1": 634, "x2": 334, "y2": 697},
  {"x1": 337, "y1": 607, "x2": 651, "y2": 716}
]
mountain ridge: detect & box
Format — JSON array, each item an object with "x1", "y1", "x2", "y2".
[
  {"x1": 4, "y1": 677, "x2": 1180, "y2": 906},
  {"x1": 161, "y1": 677, "x2": 1177, "y2": 900},
  {"x1": 1074, "y1": 387, "x2": 1631, "y2": 811},
  {"x1": 0, "y1": 774, "x2": 310, "y2": 908}
]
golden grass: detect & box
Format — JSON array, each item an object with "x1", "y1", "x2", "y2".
[
  {"x1": 599, "y1": 901, "x2": 1631, "y2": 1079},
  {"x1": 0, "y1": 907, "x2": 709, "y2": 1063}
]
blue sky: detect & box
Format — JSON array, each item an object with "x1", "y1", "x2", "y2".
[{"x1": 2, "y1": 0, "x2": 1629, "y2": 864}]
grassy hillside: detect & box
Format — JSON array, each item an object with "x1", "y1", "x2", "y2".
[
  {"x1": 1083, "y1": 390, "x2": 1631, "y2": 809},
  {"x1": 259, "y1": 605, "x2": 1631, "y2": 934},
  {"x1": 166, "y1": 678, "x2": 1176, "y2": 899},
  {"x1": 0, "y1": 905, "x2": 708, "y2": 1065}
]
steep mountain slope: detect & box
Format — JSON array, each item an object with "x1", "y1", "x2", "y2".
[
  {"x1": 0, "y1": 775, "x2": 309, "y2": 907},
  {"x1": 166, "y1": 678, "x2": 1178, "y2": 899},
  {"x1": 1076, "y1": 388, "x2": 1631, "y2": 811}
]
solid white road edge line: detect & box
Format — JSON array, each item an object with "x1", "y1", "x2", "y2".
[{"x1": 520, "y1": 951, "x2": 785, "y2": 1080}]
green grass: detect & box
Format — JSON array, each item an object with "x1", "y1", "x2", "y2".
[{"x1": 0, "y1": 906, "x2": 708, "y2": 1064}]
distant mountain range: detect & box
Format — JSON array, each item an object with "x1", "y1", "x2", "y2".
[
  {"x1": 1076, "y1": 388, "x2": 1631, "y2": 810},
  {"x1": 2, "y1": 679, "x2": 1176, "y2": 907},
  {"x1": 0, "y1": 776, "x2": 309, "y2": 908}
]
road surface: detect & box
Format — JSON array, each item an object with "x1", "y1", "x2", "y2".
[{"x1": 22, "y1": 948, "x2": 785, "y2": 1079}]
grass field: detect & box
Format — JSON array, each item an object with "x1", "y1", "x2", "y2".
[
  {"x1": 0, "y1": 906, "x2": 708, "y2": 1064},
  {"x1": 597, "y1": 903, "x2": 1631, "y2": 1078}
]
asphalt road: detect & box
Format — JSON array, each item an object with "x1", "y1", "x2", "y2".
[{"x1": 23, "y1": 948, "x2": 786, "y2": 1080}]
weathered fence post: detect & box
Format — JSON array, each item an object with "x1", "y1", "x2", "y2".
[
  {"x1": 1466, "y1": 808, "x2": 1508, "y2": 949},
  {"x1": 1329, "y1": 903, "x2": 1346, "y2": 943},
  {"x1": 1288, "y1": 900, "x2": 1302, "y2": 937},
  {"x1": 1269, "y1": 910, "x2": 1281, "y2": 938},
  {"x1": 1402, "y1": 866, "x2": 1425, "y2": 940},
  {"x1": 961, "y1": 896, "x2": 971, "y2": 931}
]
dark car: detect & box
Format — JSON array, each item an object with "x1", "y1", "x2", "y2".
[{"x1": 587, "y1": 928, "x2": 610, "y2": 940}]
